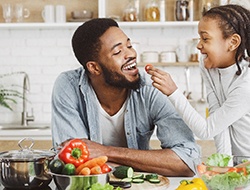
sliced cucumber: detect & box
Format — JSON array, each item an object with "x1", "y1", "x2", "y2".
[
  {"x1": 149, "y1": 178, "x2": 161, "y2": 183},
  {"x1": 145, "y1": 173, "x2": 158, "y2": 181},
  {"x1": 113, "y1": 166, "x2": 134, "y2": 179},
  {"x1": 132, "y1": 173, "x2": 144, "y2": 179},
  {"x1": 132, "y1": 178, "x2": 144, "y2": 183},
  {"x1": 121, "y1": 177, "x2": 132, "y2": 182}
]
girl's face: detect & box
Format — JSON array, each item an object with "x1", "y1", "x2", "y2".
[{"x1": 197, "y1": 17, "x2": 236, "y2": 69}]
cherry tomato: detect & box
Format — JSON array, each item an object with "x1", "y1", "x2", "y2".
[
  {"x1": 101, "y1": 163, "x2": 111, "y2": 173},
  {"x1": 145, "y1": 64, "x2": 153, "y2": 72}
]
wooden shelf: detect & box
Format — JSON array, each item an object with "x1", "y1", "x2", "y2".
[{"x1": 137, "y1": 62, "x2": 199, "y2": 67}]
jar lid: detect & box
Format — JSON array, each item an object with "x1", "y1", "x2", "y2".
[{"x1": 0, "y1": 137, "x2": 55, "y2": 161}]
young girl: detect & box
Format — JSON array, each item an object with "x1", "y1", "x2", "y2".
[{"x1": 147, "y1": 4, "x2": 250, "y2": 156}]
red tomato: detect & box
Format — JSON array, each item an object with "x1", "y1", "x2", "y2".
[
  {"x1": 100, "y1": 163, "x2": 111, "y2": 173},
  {"x1": 145, "y1": 64, "x2": 153, "y2": 72}
]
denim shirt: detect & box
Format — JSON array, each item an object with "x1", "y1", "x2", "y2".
[{"x1": 51, "y1": 67, "x2": 200, "y2": 172}]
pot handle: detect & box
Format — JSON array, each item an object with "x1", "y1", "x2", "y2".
[{"x1": 18, "y1": 137, "x2": 34, "y2": 150}]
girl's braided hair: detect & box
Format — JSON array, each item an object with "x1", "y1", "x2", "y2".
[{"x1": 202, "y1": 4, "x2": 250, "y2": 75}]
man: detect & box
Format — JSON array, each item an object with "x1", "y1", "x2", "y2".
[{"x1": 51, "y1": 18, "x2": 200, "y2": 177}]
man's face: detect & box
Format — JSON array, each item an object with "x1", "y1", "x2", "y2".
[{"x1": 97, "y1": 27, "x2": 140, "y2": 90}]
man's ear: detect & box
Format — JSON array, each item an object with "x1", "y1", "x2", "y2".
[
  {"x1": 86, "y1": 61, "x2": 101, "y2": 75},
  {"x1": 228, "y1": 33, "x2": 241, "y2": 51}
]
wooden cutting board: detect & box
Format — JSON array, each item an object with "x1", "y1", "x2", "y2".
[{"x1": 109, "y1": 172, "x2": 170, "y2": 189}]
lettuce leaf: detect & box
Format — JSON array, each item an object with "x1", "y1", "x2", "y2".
[{"x1": 206, "y1": 153, "x2": 231, "y2": 167}]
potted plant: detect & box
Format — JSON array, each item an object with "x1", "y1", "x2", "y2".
[{"x1": 0, "y1": 72, "x2": 23, "y2": 111}]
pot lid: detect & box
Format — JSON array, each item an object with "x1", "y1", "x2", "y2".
[{"x1": 0, "y1": 137, "x2": 55, "y2": 161}]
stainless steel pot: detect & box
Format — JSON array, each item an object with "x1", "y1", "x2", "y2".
[{"x1": 0, "y1": 137, "x2": 55, "y2": 189}]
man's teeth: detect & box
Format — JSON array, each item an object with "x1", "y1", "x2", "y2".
[{"x1": 124, "y1": 62, "x2": 136, "y2": 70}]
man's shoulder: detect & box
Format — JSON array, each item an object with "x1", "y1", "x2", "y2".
[{"x1": 56, "y1": 67, "x2": 84, "y2": 83}]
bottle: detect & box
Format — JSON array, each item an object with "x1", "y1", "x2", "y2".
[
  {"x1": 189, "y1": 0, "x2": 194, "y2": 21},
  {"x1": 175, "y1": 0, "x2": 189, "y2": 21},
  {"x1": 145, "y1": 0, "x2": 160, "y2": 21},
  {"x1": 189, "y1": 38, "x2": 199, "y2": 62},
  {"x1": 159, "y1": 0, "x2": 166, "y2": 22},
  {"x1": 134, "y1": 0, "x2": 140, "y2": 21},
  {"x1": 123, "y1": 0, "x2": 138, "y2": 21}
]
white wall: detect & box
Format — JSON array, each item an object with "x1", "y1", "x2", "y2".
[{"x1": 0, "y1": 25, "x2": 208, "y2": 125}]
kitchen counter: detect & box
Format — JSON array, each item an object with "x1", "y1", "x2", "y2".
[
  {"x1": 0, "y1": 177, "x2": 192, "y2": 190},
  {"x1": 0, "y1": 123, "x2": 52, "y2": 140}
]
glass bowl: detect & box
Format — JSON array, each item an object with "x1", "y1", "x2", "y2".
[{"x1": 196, "y1": 155, "x2": 250, "y2": 190}]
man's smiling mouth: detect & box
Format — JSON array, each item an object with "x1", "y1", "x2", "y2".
[{"x1": 123, "y1": 62, "x2": 137, "y2": 70}]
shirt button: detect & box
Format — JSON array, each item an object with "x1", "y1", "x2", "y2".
[{"x1": 127, "y1": 132, "x2": 130, "y2": 135}]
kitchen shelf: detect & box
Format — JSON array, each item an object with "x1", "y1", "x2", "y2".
[
  {"x1": 138, "y1": 62, "x2": 199, "y2": 67},
  {"x1": 0, "y1": 21, "x2": 198, "y2": 30}
]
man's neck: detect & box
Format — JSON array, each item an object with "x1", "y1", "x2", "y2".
[{"x1": 91, "y1": 80, "x2": 129, "y2": 116}]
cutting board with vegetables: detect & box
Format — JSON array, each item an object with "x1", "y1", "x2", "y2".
[{"x1": 109, "y1": 172, "x2": 170, "y2": 189}]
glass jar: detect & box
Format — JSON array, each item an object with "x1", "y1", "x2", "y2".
[
  {"x1": 201, "y1": 0, "x2": 220, "y2": 12},
  {"x1": 175, "y1": 0, "x2": 189, "y2": 21},
  {"x1": 144, "y1": 0, "x2": 160, "y2": 21},
  {"x1": 189, "y1": 38, "x2": 199, "y2": 62},
  {"x1": 123, "y1": 0, "x2": 138, "y2": 21}
]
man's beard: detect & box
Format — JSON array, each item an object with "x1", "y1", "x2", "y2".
[{"x1": 100, "y1": 63, "x2": 141, "y2": 90}]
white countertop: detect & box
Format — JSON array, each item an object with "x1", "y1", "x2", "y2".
[
  {"x1": 0, "y1": 123, "x2": 52, "y2": 140},
  {"x1": 168, "y1": 177, "x2": 193, "y2": 189}
]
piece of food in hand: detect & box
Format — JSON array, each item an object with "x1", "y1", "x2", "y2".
[
  {"x1": 62, "y1": 163, "x2": 76, "y2": 175},
  {"x1": 58, "y1": 138, "x2": 89, "y2": 168},
  {"x1": 76, "y1": 156, "x2": 108, "y2": 174},
  {"x1": 145, "y1": 64, "x2": 153, "y2": 72},
  {"x1": 49, "y1": 158, "x2": 65, "y2": 174},
  {"x1": 113, "y1": 165, "x2": 134, "y2": 179}
]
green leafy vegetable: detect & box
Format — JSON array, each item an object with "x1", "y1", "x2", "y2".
[
  {"x1": 202, "y1": 153, "x2": 250, "y2": 190},
  {"x1": 90, "y1": 183, "x2": 122, "y2": 190},
  {"x1": 206, "y1": 153, "x2": 231, "y2": 167}
]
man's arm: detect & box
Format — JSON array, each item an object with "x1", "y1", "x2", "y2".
[{"x1": 82, "y1": 138, "x2": 194, "y2": 177}]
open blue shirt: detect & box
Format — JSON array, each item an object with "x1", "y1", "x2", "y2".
[{"x1": 51, "y1": 67, "x2": 200, "y2": 173}]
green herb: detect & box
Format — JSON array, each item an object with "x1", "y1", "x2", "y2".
[{"x1": 0, "y1": 72, "x2": 24, "y2": 110}]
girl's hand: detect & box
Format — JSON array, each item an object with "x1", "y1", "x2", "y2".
[{"x1": 145, "y1": 64, "x2": 178, "y2": 96}]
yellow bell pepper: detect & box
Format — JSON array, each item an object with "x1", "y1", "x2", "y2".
[{"x1": 176, "y1": 178, "x2": 208, "y2": 190}]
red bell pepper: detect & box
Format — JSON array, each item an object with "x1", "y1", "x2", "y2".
[{"x1": 58, "y1": 138, "x2": 89, "y2": 167}]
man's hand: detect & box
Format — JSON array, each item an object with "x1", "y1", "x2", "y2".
[{"x1": 81, "y1": 138, "x2": 109, "y2": 158}]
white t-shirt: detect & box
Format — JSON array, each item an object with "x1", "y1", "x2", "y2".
[{"x1": 98, "y1": 98, "x2": 128, "y2": 147}]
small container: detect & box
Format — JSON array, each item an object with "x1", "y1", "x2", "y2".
[
  {"x1": 160, "y1": 51, "x2": 176, "y2": 63},
  {"x1": 123, "y1": 0, "x2": 138, "y2": 21},
  {"x1": 145, "y1": 0, "x2": 160, "y2": 21},
  {"x1": 142, "y1": 51, "x2": 159, "y2": 63},
  {"x1": 189, "y1": 38, "x2": 199, "y2": 62}
]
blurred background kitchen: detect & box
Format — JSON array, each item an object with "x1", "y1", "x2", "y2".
[{"x1": 1, "y1": 0, "x2": 246, "y2": 152}]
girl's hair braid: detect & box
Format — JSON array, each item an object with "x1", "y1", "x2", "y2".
[{"x1": 202, "y1": 4, "x2": 250, "y2": 75}]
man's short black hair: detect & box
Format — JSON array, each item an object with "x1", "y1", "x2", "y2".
[{"x1": 72, "y1": 18, "x2": 119, "y2": 72}]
